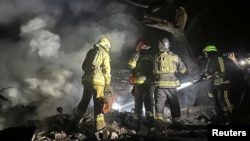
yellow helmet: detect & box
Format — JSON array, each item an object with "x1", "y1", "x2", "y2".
[{"x1": 97, "y1": 37, "x2": 111, "y2": 51}]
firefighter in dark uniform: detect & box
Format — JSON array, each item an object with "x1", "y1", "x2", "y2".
[
  {"x1": 128, "y1": 40, "x2": 155, "y2": 132},
  {"x1": 153, "y1": 37, "x2": 187, "y2": 131},
  {"x1": 202, "y1": 45, "x2": 245, "y2": 124},
  {"x1": 72, "y1": 37, "x2": 112, "y2": 132}
]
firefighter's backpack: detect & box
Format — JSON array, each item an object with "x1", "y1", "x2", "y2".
[
  {"x1": 82, "y1": 47, "x2": 102, "y2": 72},
  {"x1": 154, "y1": 52, "x2": 177, "y2": 74}
]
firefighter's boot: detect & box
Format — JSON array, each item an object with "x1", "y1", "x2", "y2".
[
  {"x1": 156, "y1": 120, "x2": 164, "y2": 130},
  {"x1": 172, "y1": 117, "x2": 184, "y2": 125},
  {"x1": 147, "y1": 116, "x2": 155, "y2": 128},
  {"x1": 96, "y1": 113, "x2": 106, "y2": 132},
  {"x1": 129, "y1": 115, "x2": 141, "y2": 132},
  {"x1": 151, "y1": 119, "x2": 165, "y2": 134}
]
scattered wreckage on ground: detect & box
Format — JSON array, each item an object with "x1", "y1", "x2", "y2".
[{"x1": 0, "y1": 104, "x2": 219, "y2": 141}]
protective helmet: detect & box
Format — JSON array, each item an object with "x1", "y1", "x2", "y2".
[
  {"x1": 203, "y1": 45, "x2": 217, "y2": 52},
  {"x1": 136, "y1": 40, "x2": 146, "y2": 51},
  {"x1": 97, "y1": 37, "x2": 111, "y2": 51},
  {"x1": 135, "y1": 40, "x2": 150, "y2": 51},
  {"x1": 159, "y1": 37, "x2": 170, "y2": 50}
]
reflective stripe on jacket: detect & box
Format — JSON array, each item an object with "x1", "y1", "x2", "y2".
[
  {"x1": 205, "y1": 56, "x2": 230, "y2": 86},
  {"x1": 128, "y1": 50, "x2": 154, "y2": 85},
  {"x1": 128, "y1": 52, "x2": 140, "y2": 70},
  {"x1": 153, "y1": 51, "x2": 187, "y2": 88}
]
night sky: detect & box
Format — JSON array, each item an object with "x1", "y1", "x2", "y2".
[
  {"x1": 1, "y1": 0, "x2": 250, "y2": 55},
  {"x1": 183, "y1": 0, "x2": 250, "y2": 55}
]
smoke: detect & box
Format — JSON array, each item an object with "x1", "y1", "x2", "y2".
[
  {"x1": 0, "y1": 0, "x2": 16, "y2": 24},
  {"x1": 0, "y1": 0, "x2": 47, "y2": 24},
  {"x1": 21, "y1": 17, "x2": 47, "y2": 33},
  {"x1": 29, "y1": 30, "x2": 60, "y2": 58},
  {"x1": 0, "y1": 0, "x2": 142, "y2": 128},
  {"x1": 0, "y1": 0, "x2": 203, "y2": 130}
]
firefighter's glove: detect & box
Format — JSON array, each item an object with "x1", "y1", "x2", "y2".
[
  {"x1": 104, "y1": 85, "x2": 111, "y2": 93},
  {"x1": 193, "y1": 75, "x2": 204, "y2": 84},
  {"x1": 193, "y1": 76, "x2": 201, "y2": 84},
  {"x1": 193, "y1": 73, "x2": 209, "y2": 84},
  {"x1": 129, "y1": 75, "x2": 135, "y2": 85}
]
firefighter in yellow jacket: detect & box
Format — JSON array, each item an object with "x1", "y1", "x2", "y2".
[
  {"x1": 153, "y1": 37, "x2": 187, "y2": 131},
  {"x1": 72, "y1": 37, "x2": 111, "y2": 131}
]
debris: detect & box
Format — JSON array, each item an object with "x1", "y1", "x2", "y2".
[{"x1": 1, "y1": 104, "x2": 225, "y2": 140}]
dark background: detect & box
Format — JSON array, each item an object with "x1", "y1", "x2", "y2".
[{"x1": 1, "y1": 0, "x2": 250, "y2": 57}]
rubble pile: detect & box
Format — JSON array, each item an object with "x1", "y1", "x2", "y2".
[
  {"x1": 31, "y1": 110, "x2": 144, "y2": 141},
  {"x1": 0, "y1": 106, "x2": 209, "y2": 141}
]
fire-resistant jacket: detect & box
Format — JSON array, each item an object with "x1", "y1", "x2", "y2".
[
  {"x1": 153, "y1": 50, "x2": 187, "y2": 88},
  {"x1": 204, "y1": 53, "x2": 244, "y2": 86},
  {"x1": 81, "y1": 46, "x2": 111, "y2": 86},
  {"x1": 128, "y1": 49, "x2": 155, "y2": 85}
]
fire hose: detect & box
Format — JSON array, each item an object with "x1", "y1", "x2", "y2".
[{"x1": 177, "y1": 72, "x2": 210, "y2": 91}]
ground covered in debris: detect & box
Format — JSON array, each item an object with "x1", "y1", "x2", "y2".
[{"x1": 0, "y1": 105, "x2": 213, "y2": 141}]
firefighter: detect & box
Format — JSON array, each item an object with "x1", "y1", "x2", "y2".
[
  {"x1": 153, "y1": 37, "x2": 187, "y2": 132},
  {"x1": 202, "y1": 45, "x2": 245, "y2": 124},
  {"x1": 72, "y1": 37, "x2": 112, "y2": 132},
  {"x1": 128, "y1": 40, "x2": 155, "y2": 132}
]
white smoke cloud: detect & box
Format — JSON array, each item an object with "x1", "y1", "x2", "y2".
[
  {"x1": 102, "y1": 31, "x2": 126, "y2": 53},
  {"x1": 23, "y1": 67, "x2": 80, "y2": 119},
  {"x1": 21, "y1": 17, "x2": 47, "y2": 34},
  {"x1": 29, "y1": 30, "x2": 61, "y2": 58},
  {"x1": 5, "y1": 87, "x2": 27, "y2": 107},
  {"x1": 20, "y1": 16, "x2": 61, "y2": 59},
  {"x1": 0, "y1": 0, "x2": 142, "y2": 129},
  {"x1": 0, "y1": 0, "x2": 203, "y2": 130}
]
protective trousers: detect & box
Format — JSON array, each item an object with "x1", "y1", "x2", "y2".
[
  {"x1": 212, "y1": 84, "x2": 234, "y2": 124},
  {"x1": 133, "y1": 84, "x2": 155, "y2": 130},
  {"x1": 75, "y1": 83, "x2": 105, "y2": 131},
  {"x1": 154, "y1": 88, "x2": 181, "y2": 121}
]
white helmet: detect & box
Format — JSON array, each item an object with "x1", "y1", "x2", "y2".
[{"x1": 159, "y1": 37, "x2": 170, "y2": 51}]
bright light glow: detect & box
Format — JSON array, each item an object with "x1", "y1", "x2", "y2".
[
  {"x1": 120, "y1": 101, "x2": 134, "y2": 108},
  {"x1": 112, "y1": 102, "x2": 122, "y2": 111},
  {"x1": 177, "y1": 82, "x2": 193, "y2": 91},
  {"x1": 112, "y1": 101, "x2": 134, "y2": 112},
  {"x1": 239, "y1": 60, "x2": 246, "y2": 65}
]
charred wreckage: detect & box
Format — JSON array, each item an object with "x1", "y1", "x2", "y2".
[
  {"x1": 0, "y1": 83, "x2": 211, "y2": 141},
  {"x1": 1, "y1": 67, "x2": 250, "y2": 141}
]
